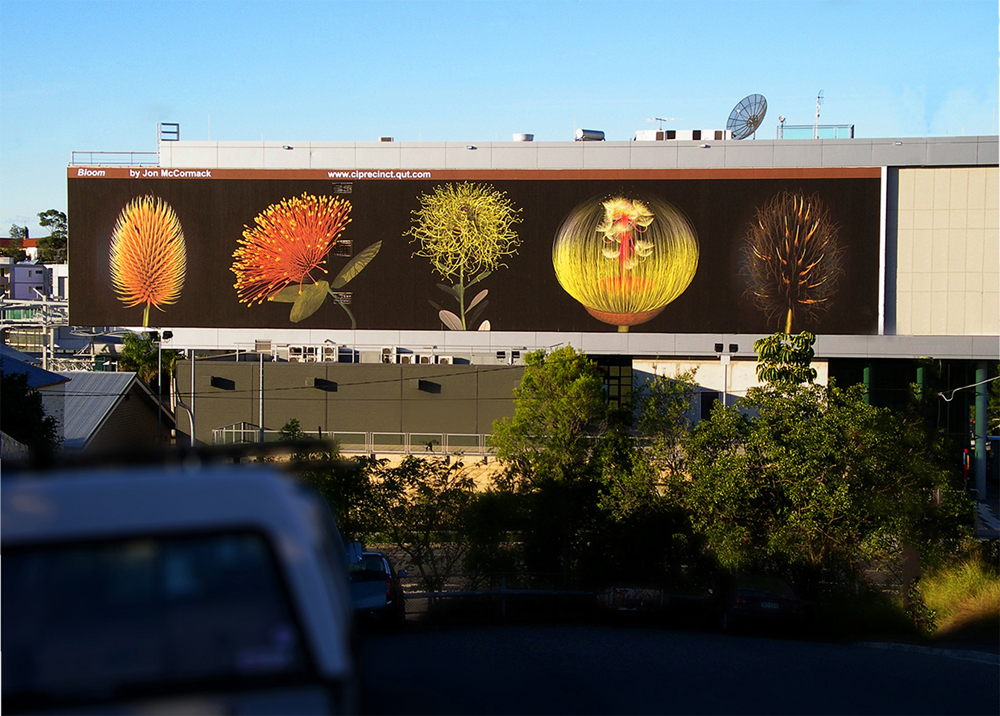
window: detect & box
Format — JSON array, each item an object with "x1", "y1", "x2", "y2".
[{"x1": 2, "y1": 532, "x2": 309, "y2": 706}]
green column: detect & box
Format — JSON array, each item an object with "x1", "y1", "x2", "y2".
[
  {"x1": 975, "y1": 362, "x2": 987, "y2": 502},
  {"x1": 862, "y1": 362, "x2": 871, "y2": 405}
]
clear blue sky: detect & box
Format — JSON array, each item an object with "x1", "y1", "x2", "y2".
[{"x1": 1, "y1": 0, "x2": 997, "y2": 238}]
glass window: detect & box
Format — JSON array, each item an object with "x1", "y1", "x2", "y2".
[{"x1": 3, "y1": 532, "x2": 309, "y2": 706}]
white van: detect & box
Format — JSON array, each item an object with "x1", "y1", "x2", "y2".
[{"x1": 2, "y1": 464, "x2": 358, "y2": 715}]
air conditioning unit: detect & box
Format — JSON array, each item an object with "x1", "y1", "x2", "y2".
[
  {"x1": 288, "y1": 345, "x2": 305, "y2": 363},
  {"x1": 419, "y1": 355, "x2": 434, "y2": 364},
  {"x1": 381, "y1": 347, "x2": 396, "y2": 364},
  {"x1": 509, "y1": 350, "x2": 521, "y2": 365},
  {"x1": 436, "y1": 355, "x2": 454, "y2": 365},
  {"x1": 398, "y1": 354, "x2": 416, "y2": 365},
  {"x1": 322, "y1": 344, "x2": 337, "y2": 362},
  {"x1": 496, "y1": 350, "x2": 507, "y2": 362}
]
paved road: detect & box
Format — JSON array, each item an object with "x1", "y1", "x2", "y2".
[{"x1": 358, "y1": 624, "x2": 999, "y2": 715}]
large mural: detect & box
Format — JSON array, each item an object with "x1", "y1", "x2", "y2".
[{"x1": 68, "y1": 169, "x2": 881, "y2": 334}]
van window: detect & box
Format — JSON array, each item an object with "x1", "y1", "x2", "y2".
[{"x1": 3, "y1": 532, "x2": 309, "y2": 708}]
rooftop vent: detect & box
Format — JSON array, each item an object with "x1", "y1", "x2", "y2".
[
  {"x1": 575, "y1": 128, "x2": 605, "y2": 142},
  {"x1": 512, "y1": 133, "x2": 534, "y2": 142},
  {"x1": 379, "y1": 136, "x2": 394, "y2": 142}
]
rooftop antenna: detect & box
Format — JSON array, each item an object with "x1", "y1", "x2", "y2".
[
  {"x1": 646, "y1": 117, "x2": 679, "y2": 130},
  {"x1": 726, "y1": 94, "x2": 767, "y2": 140},
  {"x1": 814, "y1": 90, "x2": 824, "y2": 139}
]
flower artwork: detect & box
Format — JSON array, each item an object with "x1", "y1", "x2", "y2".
[
  {"x1": 406, "y1": 182, "x2": 521, "y2": 330},
  {"x1": 552, "y1": 195, "x2": 699, "y2": 331},
  {"x1": 742, "y1": 191, "x2": 844, "y2": 333},
  {"x1": 109, "y1": 196, "x2": 187, "y2": 327},
  {"x1": 232, "y1": 193, "x2": 381, "y2": 326}
]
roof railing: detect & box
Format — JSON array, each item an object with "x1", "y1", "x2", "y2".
[
  {"x1": 70, "y1": 151, "x2": 159, "y2": 167},
  {"x1": 777, "y1": 124, "x2": 855, "y2": 140}
]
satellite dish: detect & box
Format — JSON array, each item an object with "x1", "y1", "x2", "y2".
[{"x1": 727, "y1": 94, "x2": 768, "y2": 140}]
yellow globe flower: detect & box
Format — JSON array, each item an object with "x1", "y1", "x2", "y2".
[{"x1": 553, "y1": 195, "x2": 699, "y2": 331}]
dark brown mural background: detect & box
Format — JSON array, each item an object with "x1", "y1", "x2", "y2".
[{"x1": 68, "y1": 171, "x2": 881, "y2": 334}]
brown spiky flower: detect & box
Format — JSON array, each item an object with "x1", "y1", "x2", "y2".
[
  {"x1": 232, "y1": 193, "x2": 352, "y2": 305},
  {"x1": 109, "y1": 196, "x2": 187, "y2": 327},
  {"x1": 743, "y1": 191, "x2": 844, "y2": 333}
]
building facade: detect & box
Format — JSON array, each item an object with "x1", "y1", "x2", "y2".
[{"x1": 66, "y1": 135, "x2": 997, "y2": 471}]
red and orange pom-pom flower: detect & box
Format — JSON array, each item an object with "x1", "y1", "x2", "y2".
[
  {"x1": 109, "y1": 196, "x2": 187, "y2": 326},
  {"x1": 232, "y1": 193, "x2": 352, "y2": 305}
]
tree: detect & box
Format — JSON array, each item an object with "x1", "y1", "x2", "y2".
[
  {"x1": 365, "y1": 455, "x2": 476, "y2": 591},
  {"x1": 36, "y1": 209, "x2": 67, "y2": 263},
  {"x1": 753, "y1": 331, "x2": 818, "y2": 385},
  {"x1": 116, "y1": 331, "x2": 179, "y2": 393},
  {"x1": 491, "y1": 346, "x2": 607, "y2": 486},
  {"x1": 490, "y1": 346, "x2": 608, "y2": 576},
  {"x1": 0, "y1": 370, "x2": 60, "y2": 460},
  {"x1": 635, "y1": 368, "x2": 700, "y2": 485},
  {"x1": 274, "y1": 418, "x2": 371, "y2": 540},
  {"x1": 2, "y1": 224, "x2": 27, "y2": 262},
  {"x1": 681, "y1": 379, "x2": 965, "y2": 589}
]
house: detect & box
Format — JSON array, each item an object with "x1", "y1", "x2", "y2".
[{"x1": 56, "y1": 371, "x2": 175, "y2": 453}]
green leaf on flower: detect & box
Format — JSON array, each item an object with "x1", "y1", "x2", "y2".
[
  {"x1": 437, "y1": 284, "x2": 460, "y2": 299},
  {"x1": 332, "y1": 241, "x2": 382, "y2": 289},
  {"x1": 269, "y1": 285, "x2": 302, "y2": 303},
  {"x1": 290, "y1": 281, "x2": 330, "y2": 323}
]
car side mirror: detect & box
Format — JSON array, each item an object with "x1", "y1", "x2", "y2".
[
  {"x1": 397, "y1": 569, "x2": 408, "y2": 578},
  {"x1": 346, "y1": 542, "x2": 363, "y2": 564}
]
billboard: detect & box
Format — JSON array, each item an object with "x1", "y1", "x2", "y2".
[{"x1": 68, "y1": 167, "x2": 882, "y2": 334}]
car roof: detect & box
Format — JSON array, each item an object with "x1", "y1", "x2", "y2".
[
  {"x1": 2, "y1": 464, "x2": 308, "y2": 545},
  {"x1": 1, "y1": 463, "x2": 356, "y2": 679}
]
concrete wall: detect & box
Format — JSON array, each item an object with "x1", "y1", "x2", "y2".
[
  {"x1": 891, "y1": 166, "x2": 999, "y2": 336},
  {"x1": 176, "y1": 360, "x2": 523, "y2": 446},
  {"x1": 633, "y1": 358, "x2": 830, "y2": 409},
  {"x1": 158, "y1": 136, "x2": 999, "y2": 172}
]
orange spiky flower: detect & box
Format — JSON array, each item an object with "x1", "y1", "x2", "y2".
[
  {"x1": 109, "y1": 196, "x2": 187, "y2": 327},
  {"x1": 232, "y1": 193, "x2": 352, "y2": 305}
]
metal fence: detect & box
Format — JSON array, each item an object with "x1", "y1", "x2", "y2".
[
  {"x1": 70, "y1": 151, "x2": 159, "y2": 166},
  {"x1": 211, "y1": 426, "x2": 494, "y2": 456}
]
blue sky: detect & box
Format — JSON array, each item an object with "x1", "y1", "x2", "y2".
[{"x1": 1, "y1": 0, "x2": 997, "y2": 237}]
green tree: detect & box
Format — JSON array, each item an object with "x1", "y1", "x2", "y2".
[
  {"x1": 490, "y1": 346, "x2": 607, "y2": 576},
  {"x1": 117, "y1": 332, "x2": 179, "y2": 393},
  {"x1": 491, "y1": 346, "x2": 607, "y2": 486},
  {"x1": 2, "y1": 224, "x2": 27, "y2": 261},
  {"x1": 0, "y1": 370, "x2": 60, "y2": 460},
  {"x1": 36, "y1": 209, "x2": 67, "y2": 263},
  {"x1": 274, "y1": 418, "x2": 371, "y2": 540},
  {"x1": 635, "y1": 368, "x2": 700, "y2": 485},
  {"x1": 682, "y1": 380, "x2": 965, "y2": 588},
  {"x1": 753, "y1": 331, "x2": 818, "y2": 385},
  {"x1": 365, "y1": 455, "x2": 476, "y2": 591}
]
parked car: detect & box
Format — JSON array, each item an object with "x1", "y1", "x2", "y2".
[
  {"x1": 1, "y1": 464, "x2": 359, "y2": 715},
  {"x1": 720, "y1": 575, "x2": 805, "y2": 631},
  {"x1": 348, "y1": 551, "x2": 407, "y2": 624}
]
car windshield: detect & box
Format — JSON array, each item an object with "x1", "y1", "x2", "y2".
[
  {"x1": 348, "y1": 555, "x2": 387, "y2": 582},
  {"x1": 737, "y1": 575, "x2": 796, "y2": 596},
  {"x1": 2, "y1": 531, "x2": 309, "y2": 705}
]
